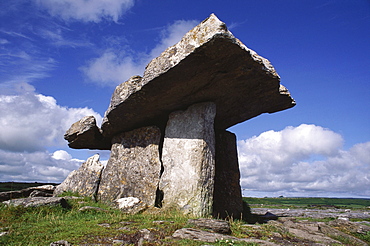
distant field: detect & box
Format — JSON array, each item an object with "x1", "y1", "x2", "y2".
[
  {"x1": 0, "y1": 182, "x2": 59, "y2": 192},
  {"x1": 243, "y1": 197, "x2": 370, "y2": 209}
]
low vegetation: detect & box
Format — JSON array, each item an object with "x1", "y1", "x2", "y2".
[{"x1": 1, "y1": 184, "x2": 369, "y2": 245}]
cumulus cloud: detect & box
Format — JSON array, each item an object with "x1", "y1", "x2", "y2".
[
  {"x1": 35, "y1": 0, "x2": 135, "y2": 23},
  {"x1": 0, "y1": 83, "x2": 104, "y2": 182},
  {"x1": 238, "y1": 124, "x2": 370, "y2": 197},
  {"x1": 0, "y1": 149, "x2": 83, "y2": 182},
  {"x1": 81, "y1": 19, "x2": 198, "y2": 87},
  {"x1": 0, "y1": 83, "x2": 102, "y2": 152}
]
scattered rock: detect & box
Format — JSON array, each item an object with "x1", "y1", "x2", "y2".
[
  {"x1": 50, "y1": 240, "x2": 72, "y2": 246},
  {"x1": 159, "y1": 102, "x2": 216, "y2": 216},
  {"x1": 54, "y1": 154, "x2": 104, "y2": 199},
  {"x1": 0, "y1": 185, "x2": 55, "y2": 202},
  {"x1": 97, "y1": 223, "x2": 111, "y2": 228},
  {"x1": 328, "y1": 219, "x2": 370, "y2": 235},
  {"x1": 3, "y1": 197, "x2": 68, "y2": 208},
  {"x1": 252, "y1": 207, "x2": 370, "y2": 219},
  {"x1": 172, "y1": 228, "x2": 277, "y2": 245},
  {"x1": 114, "y1": 197, "x2": 148, "y2": 214},
  {"x1": 188, "y1": 218, "x2": 231, "y2": 234},
  {"x1": 319, "y1": 223, "x2": 368, "y2": 246}
]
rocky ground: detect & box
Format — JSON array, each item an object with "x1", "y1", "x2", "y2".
[{"x1": 48, "y1": 208, "x2": 370, "y2": 246}]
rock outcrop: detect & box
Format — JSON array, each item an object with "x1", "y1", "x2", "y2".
[
  {"x1": 53, "y1": 154, "x2": 104, "y2": 199},
  {"x1": 62, "y1": 14, "x2": 296, "y2": 217},
  {"x1": 0, "y1": 185, "x2": 55, "y2": 202}
]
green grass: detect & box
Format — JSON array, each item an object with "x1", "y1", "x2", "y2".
[
  {"x1": 243, "y1": 197, "x2": 370, "y2": 209},
  {"x1": 0, "y1": 197, "x2": 211, "y2": 245}
]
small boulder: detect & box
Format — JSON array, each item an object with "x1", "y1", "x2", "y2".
[
  {"x1": 115, "y1": 197, "x2": 148, "y2": 214},
  {"x1": 3, "y1": 197, "x2": 68, "y2": 208},
  {"x1": 188, "y1": 218, "x2": 231, "y2": 234},
  {"x1": 50, "y1": 240, "x2": 72, "y2": 246}
]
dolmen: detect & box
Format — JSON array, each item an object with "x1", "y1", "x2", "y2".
[{"x1": 60, "y1": 14, "x2": 295, "y2": 218}]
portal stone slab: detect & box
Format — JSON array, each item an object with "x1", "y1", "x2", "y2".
[
  {"x1": 159, "y1": 102, "x2": 216, "y2": 216},
  {"x1": 97, "y1": 126, "x2": 161, "y2": 206},
  {"x1": 53, "y1": 154, "x2": 103, "y2": 199},
  {"x1": 213, "y1": 130, "x2": 243, "y2": 219}
]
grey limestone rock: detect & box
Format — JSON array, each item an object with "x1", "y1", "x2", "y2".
[
  {"x1": 172, "y1": 228, "x2": 278, "y2": 245},
  {"x1": 159, "y1": 102, "x2": 216, "y2": 216},
  {"x1": 3, "y1": 197, "x2": 68, "y2": 208},
  {"x1": 188, "y1": 218, "x2": 231, "y2": 234},
  {"x1": 0, "y1": 185, "x2": 55, "y2": 202},
  {"x1": 97, "y1": 126, "x2": 162, "y2": 206},
  {"x1": 53, "y1": 154, "x2": 104, "y2": 199},
  {"x1": 64, "y1": 115, "x2": 110, "y2": 149},
  {"x1": 213, "y1": 130, "x2": 243, "y2": 219}
]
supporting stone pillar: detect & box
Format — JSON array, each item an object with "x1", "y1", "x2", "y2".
[
  {"x1": 97, "y1": 126, "x2": 162, "y2": 207},
  {"x1": 213, "y1": 130, "x2": 243, "y2": 219},
  {"x1": 159, "y1": 102, "x2": 216, "y2": 216}
]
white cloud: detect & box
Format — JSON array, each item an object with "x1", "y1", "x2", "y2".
[
  {"x1": 52, "y1": 150, "x2": 72, "y2": 160},
  {"x1": 35, "y1": 0, "x2": 135, "y2": 23},
  {"x1": 238, "y1": 124, "x2": 370, "y2": 197},
  {"x1": 0, "y1": 149, "x2": 83, "y2": 182},
  {"x1": 0, "y1": 83, "x2": 102, "y2": 152},
  {"x1": 81, "y1": 51, "x2": 145, "y2": 86},
  {"x1": 81, "y1": 19, "x2": 198, "y2": 87}
]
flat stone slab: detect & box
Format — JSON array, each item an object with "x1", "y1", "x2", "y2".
[
  {"x1": 66, "y1": 13, "x2": 295, "y2": 150},
  {"x1": 2, "y1": 197, "x2": 68, "y2": 208}
]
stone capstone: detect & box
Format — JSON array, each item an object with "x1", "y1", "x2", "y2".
[
  {"x1": 53, "y1": 154, "x2": 104, "y2": 199},
  {"x1": 97, "y1": 126, "x2": 162, "y2": 206},
  {"x1": 158, "y1": 102, "x2": 216, "y2": 216},
  {"x1": 213, "y1": 130, "x2": 243, "y2": 219},
  {"x1": 66, "y1": 13, "x2": 295, "y2": 150}
]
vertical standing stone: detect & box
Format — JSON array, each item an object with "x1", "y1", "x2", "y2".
[
  {"x1": 97, "y1": 126, "x2": 162, "y2": 207},
  {"x1": 159, "y1": 102, "x2": 216, "y2": 216},
  {"x1": 213, "y1": 130, "x2": 243, "y2": 219},
  {"x1": 53, "y1": 154, "x2": 103, "y2": 199}
]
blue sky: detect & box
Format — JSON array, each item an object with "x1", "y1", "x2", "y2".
[{"x1": 0, "y1": 0, "x2": 369, "y2": 198}]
